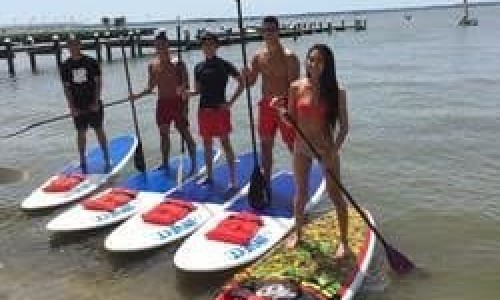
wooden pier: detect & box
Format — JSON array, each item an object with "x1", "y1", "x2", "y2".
[{"x1": 1, "y1": 18, "x2": 367, "y2": 76}]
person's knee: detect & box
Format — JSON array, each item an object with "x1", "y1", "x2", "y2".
[
  {"x1": 260, "y1": 138, "x2": 274, "y2": 153},
  {"x1": 77, "y1": 129, "x2": 87, "y2": 137},
  {"x1": 94, "y1": 127, "x2": 106, "y2": 136},
  {"x1": 329, "y1": 189, "x2": 346, "y2": 207},
  {"x1": 175, "y1": 119, "x2": 189, "y2": 132},
  {"x1": 160, "y1": 134, "x2": 171, "y2": 147},
  {"x1": 158, "y1": 122, "x2": 171, "y2": 134},
  {"x1": 202, "y1": 138, "x2": 213, "y2": 148},
  {"x1": 220, "y1": 136, "x2": 231, "y2": 147}
]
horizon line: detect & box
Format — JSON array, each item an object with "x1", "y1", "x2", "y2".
[{"x1": 1, "y1": 1, "x2": 498, "y2": 28}]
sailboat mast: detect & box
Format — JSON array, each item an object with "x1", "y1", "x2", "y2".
[{"x1": 464, "y1": 0, "x2": 469, "y2": 19}]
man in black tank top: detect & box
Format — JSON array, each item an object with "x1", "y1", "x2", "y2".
[
  {"x1": 184, "y1": 32, "x2": 243, "y2": 188},
  {"x1": 60, "y1": 38, "x2": 110, "y2": 173}
]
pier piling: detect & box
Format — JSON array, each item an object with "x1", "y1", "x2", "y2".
[
  {"x1": 52, "y1": 35, "x2": 62, "y2": 67},
  {"x1": 137, "y1": 34, "x2": 143, "y2": 57},
  {"x1": 129, "y1": 32, "x2": 136, "y2": 58},
  {"x1": 28, "y1": 51, "x2": 37, "y2": 73},
  {"x1": 94, "y1": 32, "x2": 102, "y2": 63},
  {"x1": 6, "y1": 40, "x2": 15, "y2": 77}
]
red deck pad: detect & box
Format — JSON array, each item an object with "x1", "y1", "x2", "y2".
[
  {"x1": 142, "y1": 198, "x2": 196, "y2": 226},
  {"x1": 82, "y1": 188, "x2": 137, "y2": 212},
  {"x1": 206, "y1": 212, "x2": 263, "y2": 246},
  {"x1": 43, "y1": 174, "x2": 86, "y2": 193}
]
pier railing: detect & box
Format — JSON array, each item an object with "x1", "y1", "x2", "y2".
[{"x1": 1, "y1": 18, "x2": 367, "y2": 76}]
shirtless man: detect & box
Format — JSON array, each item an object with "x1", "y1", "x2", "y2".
[
  {"x1": 129, "y1": 30, "x2": 196, "y2": 173},
  {"x1": 242, "y1": 16, "x2": 300, "y2": 185}
]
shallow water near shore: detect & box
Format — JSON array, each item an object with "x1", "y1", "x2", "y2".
[{"x1": 1, "y1": 5, "x2": 500, "y2": 300}]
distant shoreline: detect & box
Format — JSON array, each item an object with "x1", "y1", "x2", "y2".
[{"x1": 1, "y1": 1, "x2": 498, "y2": 29}]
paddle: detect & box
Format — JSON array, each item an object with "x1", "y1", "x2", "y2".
[
  {"x1": 1, "y1": 97, "x2": 130, "y2": 139},
  {"x1": 120, "y1": 37, "x2": 147, "y2": 173},
  {"x1": 282, "y1": 111, "x2": 415, "y2": 274},
  {"x1": 235, "y1": 0, "x2": 271, "y2": 209},
  {"x1": 176, "y1": 16, "x2": 186, "y2": 186}
]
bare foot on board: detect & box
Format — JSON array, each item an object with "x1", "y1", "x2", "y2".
[
  {"x1": 285, "y1": 231, "x2": 300, "y2": 249},
  {"x1": 334, "y1": 241, "x2": 349, "y2": 260}
]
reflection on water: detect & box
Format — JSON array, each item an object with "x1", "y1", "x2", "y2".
[
  {"x1": 0, "y1": 167, "x2": 28, "y2": 184},
  {"x1": 361, "y1": 245, "x2": 391, "y2": 294}
]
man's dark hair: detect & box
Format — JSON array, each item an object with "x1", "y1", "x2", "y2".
[
  {"x1": 262, "y1": 16, "x2": 279, "y2": 28},
  {"x1": 200, "y1": 31, "x2": 218, "y2": 43},
  {"x1": 154, "y1": 29, "x2": 168, "y2": 41},
  {"x1": 67, "y1": 35, "x2": 81, "y2": 45}
]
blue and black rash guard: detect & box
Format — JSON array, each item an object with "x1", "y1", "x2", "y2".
[{"x1": 194, "y1": 56, "x2": 239, "y2": 109}]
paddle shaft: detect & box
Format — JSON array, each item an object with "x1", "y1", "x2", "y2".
[
  {"x1": 176, "y1": 18, "x2": 186, "y2": 154},
  {"x1": 235, "y1": 0, "x2": 273, "y2": 208},
  {"x1": 1, "y1": 97, "x2": 131, "y2": 139},
  {"x1": 284, "y1": 113, "x2": 405, "y2": 252},
  {"x1": 120, "y1": 37, "x2": 147, "y2": 172},
  {"x1": 236, "y1": 0, "x2": 259, "y2": 163},
  {"x1": 176, "y1": 17, "x2": 186, "y2": 185}
]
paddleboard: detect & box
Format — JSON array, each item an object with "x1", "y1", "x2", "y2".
[
  {"x1": 46, "y1": 148, "x2": 219, "y2": 232},
  {"x1": 213, "y1": 209, "x2": 376, "y2": 300},
  {"x1": 174, "y1": 164, "x2": 325, "y2": 272},
  {"x1": 21, "y1": 135, "x2": 137, "y2": 210},
  {"x1": 104, "y1": 152, "x2": 255, "y2": 252}
]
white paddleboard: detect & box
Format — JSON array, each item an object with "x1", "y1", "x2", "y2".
[
  {"x1": 104, "y1": 152, "x2": 256, "y2": 252},
  {"x1": 213, "y1": 209, "x2": 377, "y2": 300},
  {"x1": 21, "y1": 135, "x2": 137, "y2": 210},
  {"x1": 46, "y1": 148, "x2": 217, "y2": 232},
  {"x1": 174, "y1": 165, "x2": 325, "y2": 272}
]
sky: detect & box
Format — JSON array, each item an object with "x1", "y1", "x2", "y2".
[{"x1": 0, "y1": 0, "x2": 494, "y2": 25}]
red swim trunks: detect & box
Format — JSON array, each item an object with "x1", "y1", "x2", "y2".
[
  {"x1": 156, "y1": 97, "x2": 187, "y2": 127},
  {"x1": 257, "y1": 97, "x2": 295, "y2": 149},
  {"x1": 198, "y1": 107, "x2": 232, "y2": 139}
]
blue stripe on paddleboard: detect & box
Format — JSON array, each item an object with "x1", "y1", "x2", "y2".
[
  {"x1": 64, "y1": 135, "x2": 136, "y2": 174},
  {"x1": 168, "y1": 152, "x2": 254, "y2": 204},
  {"x1": 226, "y1": 163, "x2": 323, "y2": 218},
  {"x1": 118, "y1": 148, "x2": 209, "y2": 193}
]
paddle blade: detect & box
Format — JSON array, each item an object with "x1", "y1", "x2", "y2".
[
  {"x1": 248, "y1": 167, "x2": 271, "y2": 210},
  {"x1": 386, "y1": 244, "x2": 415, "y2": 275},
  {"x1": 133, "y1": 142, "x2": 146, "y2": 173}
]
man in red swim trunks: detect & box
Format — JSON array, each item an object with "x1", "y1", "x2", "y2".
[
  {"x1": 130, "y1": 30, "x2": 196, "y2": 173},
  {"x1": 184, "y1": 32, "x2": 243, "y2": 188},
  {"x1": 242, "y1": 16, "x2": 300, "y2": 184}
]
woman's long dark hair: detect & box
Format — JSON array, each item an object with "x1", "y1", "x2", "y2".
[{"x1": 306, "y1": 44, "x2": 339, "y2": 128}]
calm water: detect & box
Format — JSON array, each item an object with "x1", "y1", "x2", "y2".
[{"x1": 1, "y1": 5, "x2": 500, "y2": 300}]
